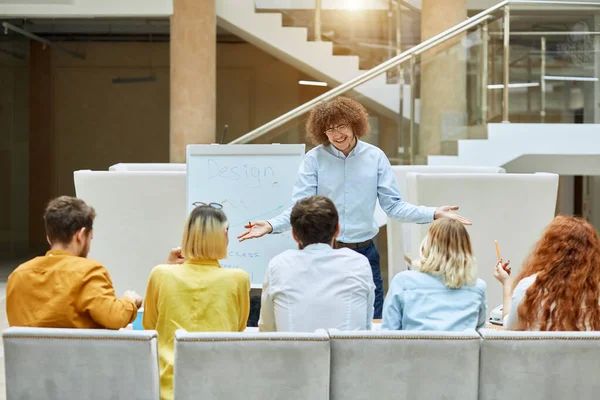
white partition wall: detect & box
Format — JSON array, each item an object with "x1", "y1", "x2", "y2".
[
  {"x1": 74, "y1": 170, "x2": 187, "y2": 295},
  {"x1": 405, "y1": 172, "x2": 558, "y2": 313},
  {"x1": 386, "y1": 166, "x2": 505, "y2": 287},
  {"x1": 109, "y1": 163, "x2": 186, "y2": 172}
]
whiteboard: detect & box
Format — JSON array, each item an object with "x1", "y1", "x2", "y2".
[{"x1": 186, "y1": 144, "x2": 306, "y2": 287}]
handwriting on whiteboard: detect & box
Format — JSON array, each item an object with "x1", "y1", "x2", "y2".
[
  {"x1": 228, "y1": 251, "x2": 260, "y2": 259},
  {"x1": 208, "y1": 159, "x2": 275, "y2": 188}
]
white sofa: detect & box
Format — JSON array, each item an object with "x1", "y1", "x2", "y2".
[
  {"x1": 329, "y1": 329, "x2": 481, "y2": 400},
  {"x1": 4, "y1": 326, "x2": 599, "y2": 400},
  {"x1": 385, "y1": 166, "x2": 505, "y2": 287},
  {"x1": 73, "y1": 170, "x2": 187, "y2": 295},
  {"x1": 405, "y1": 172, "x2": 559, "y2": 312},
  {"x1": 174, "y1": 329, "x2": 330, "y2": 400},
  {"x1": 3, "y1": 327, "x2": 160, "y2": 400},
  {"x1": 479, "y1": 328, "x2": 600, "y2": 400}
]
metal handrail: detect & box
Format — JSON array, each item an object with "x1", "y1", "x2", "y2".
[{"x1": 230, "y1": 0, "x2": 600, "y2": 144}]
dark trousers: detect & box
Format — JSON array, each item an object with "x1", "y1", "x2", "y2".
[{"x1": 352, "y1": 241, "x2": 383, "y2": 319}]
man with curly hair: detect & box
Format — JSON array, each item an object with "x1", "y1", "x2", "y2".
[{"x1": 238, "y1": 97, "x2": 470, "y2": 318}]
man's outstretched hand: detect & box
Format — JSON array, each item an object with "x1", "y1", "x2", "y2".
[
  {"x1": 434, "y1": 206, "x2": 472, "y2": 225},
  {"x1": 237, "y1": 220, "x2": 273, "y2": 242}
]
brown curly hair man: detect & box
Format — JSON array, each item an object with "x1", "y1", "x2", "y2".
[{"x1": 238, "y1": 97, "x2": 470, "y2": 319}]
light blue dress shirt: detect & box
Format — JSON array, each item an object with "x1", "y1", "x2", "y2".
[
  {"x1": 382, "y1": 270, "x2": 487, "y2": 331},
  {"x1": 267, "y1": 140, "x2": 437, "y2": 243}
]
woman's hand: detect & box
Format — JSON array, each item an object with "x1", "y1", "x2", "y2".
[
  {"x1": 493, "y1": 260, "x2": 512, "y2": 285},
  {"x1": 237, "y1": 220, "x2": 273, "y2": 242},
  {"x1": 123, "y1": 290, "x2": 143, "y2": 308},
  {"x1": 434, "y1": 206, "x2": 472, "y2": 225},
  {"x1": 166, "y1": 247, "x2": 185, "y2": 264}
]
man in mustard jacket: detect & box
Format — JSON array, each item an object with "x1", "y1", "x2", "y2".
[{"x1": 6, "y1": 196, "x2": 144, "y2": 329}]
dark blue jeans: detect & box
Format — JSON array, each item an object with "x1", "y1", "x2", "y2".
[{"x1": 352, "y1": 241, "x2": 383, "y2": 319}]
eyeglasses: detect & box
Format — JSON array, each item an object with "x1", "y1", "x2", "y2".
[
  {"x1": 192, "y1": 202, "x2": 223, "y2": 209},
  {"x1": 325, "y1": 124, "x2": 349, "y2": 135}
]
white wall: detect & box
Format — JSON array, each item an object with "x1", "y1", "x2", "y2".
[{"x1": 0, "y1": 0, "x2": 172, "y2": 17}]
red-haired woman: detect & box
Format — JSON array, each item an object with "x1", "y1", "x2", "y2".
[
  {"x1": 238, "y1": 96, "x2": 470, "y2": 318},
  {"x1": 494, "y1": 215, "x2": 600, "y2": 330}
]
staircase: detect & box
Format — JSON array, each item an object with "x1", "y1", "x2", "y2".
[
  {"x1": 216, "y1": 0, "x2": 412, "y2": 120},
  {"x1": 429, "y1": 123, "x2": 600, "y2": 172}
]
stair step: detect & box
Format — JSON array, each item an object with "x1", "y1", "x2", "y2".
[
  {"x1": 226, "y1": 12, "x2": 284, "y2": 34},
  {"x1": 281, "y1": 26, "x2": 308, "y2": 42},
  {"x1": 307, "y1": 40, "x2": 333, "y2": 55}
]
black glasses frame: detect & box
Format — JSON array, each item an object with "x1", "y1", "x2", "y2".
[
  {"x1": 324, "y1": 124, "x2": 349, "y2": 135},
  {"x1": 192, "y1": 202, "x2": 223, "y2": 209}
]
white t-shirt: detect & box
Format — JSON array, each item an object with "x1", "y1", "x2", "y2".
[
  {"x1": 258, "y1": 243, "x2": 375, "y2": 332},
  {"x1": 504, "y1": 274, "x2": 538, "y2": 330}
]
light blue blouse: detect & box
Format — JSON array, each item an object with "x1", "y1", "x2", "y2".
[{"x1": 382, "y1": 270, "x2": 487, "y2": 331}]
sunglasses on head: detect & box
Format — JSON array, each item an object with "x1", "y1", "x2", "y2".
[{"x1": 192, "y1": 202, "x2": 223, "y2": 210}]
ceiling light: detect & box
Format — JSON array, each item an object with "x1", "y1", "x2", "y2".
[
  {"x1": 299, "y1": 80, "x2": 328, "y2": 87},
  {"x1": 543, "y1": 75, "x2": 598, "y2": 82},
  {"x1": 487, "y1": 82, "x2": 540, "y2": 89}
]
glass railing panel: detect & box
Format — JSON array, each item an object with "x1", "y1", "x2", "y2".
[
  {"x1": 410, "y1": 14, "x2": 504, "y2": 162},
  {"x1": 481, "y1": 14, "x2": 506, "y2": 124},
  {"x1": 504, "y1": 7, "x2": 600, "y2": 123}
]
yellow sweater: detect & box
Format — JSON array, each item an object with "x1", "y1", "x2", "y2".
[
  {"x1": 143, "y1": 260, "x2": 250, "y2": 400},
  {"x1": 6, "y1": 250, "x2": 137, "y2": 329}
]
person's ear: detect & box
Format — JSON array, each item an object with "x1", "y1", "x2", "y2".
[
  {"x1": 291, "y1": 228, "x2": 303, "y2": 247},
  {"x1": 46, "y1": 236, "x2": 51, "y2": 246},
  {"x1": 75, "y1": 227, "x2": 87, "y2": 244},
  {"x1": 333, "y1": 222, "x2": 340, "y2": 239}
]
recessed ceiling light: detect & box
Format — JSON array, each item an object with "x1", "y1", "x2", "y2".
[{"x1": 299, "y1": 80, "x2": 328, "y2": 87}]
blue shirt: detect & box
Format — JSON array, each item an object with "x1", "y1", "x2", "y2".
[
  {"x1": 382, "y1": 270, "x2": 487, "y2": 331},
  {"x1": 267, "y1": 140, "x2": 437, "y2": 243}
]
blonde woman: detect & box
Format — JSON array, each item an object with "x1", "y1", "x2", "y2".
[
  {"x1": 382, "y1": 218, "x2": 486, "y2": 331},
  {"x1": 143, "y1": 202, "x2": 250, "y2": 400}
]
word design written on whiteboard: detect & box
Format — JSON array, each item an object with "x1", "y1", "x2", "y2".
[{"x1": 208, "y1": 159, "x2": 275, "y2": 188}]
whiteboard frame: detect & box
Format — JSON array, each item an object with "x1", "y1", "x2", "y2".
[
  {"x1": 186, "y1": 143, "x2": 306, "y2": 288},
  {"x1": 187, "y1": 143, "x2": 306, "y2": 157}
]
